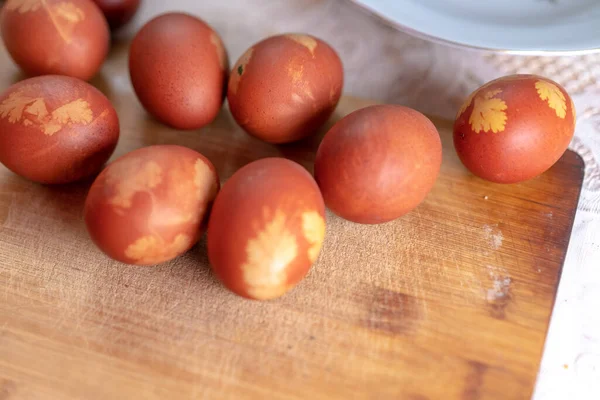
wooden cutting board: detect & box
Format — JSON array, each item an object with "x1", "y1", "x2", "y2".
[{"x1": 0, "y1": 31, "x2": 584, "y2": 400}]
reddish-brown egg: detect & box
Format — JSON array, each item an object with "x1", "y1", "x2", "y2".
[
  {"x1": 454, "y1": 74, "x2": 576, "y2": 183},
  {"x1": 84, "y1": 145, "x2": 219, "y2": 266},
  {"x1": 0, "y1": 75, "x2": 119, "y2": 184},
  {"x1": 207, "y1": 158, "x2": 326, "y2": 300},
  {"x1": 1, "y1": 0, "x2": 110, "y2": 80},
  {"x1": 91, "y1": 0, "x2": 140, "y2": 30},
  {"x1": 129, "y1": 12, "x2": 229, "y2": 130},
  {"x1": 314, "y1": 105, "x2": 442, "y2": 225},
  {"x1": 227, "y1": 33, "x2": 344, "y2": 144}
]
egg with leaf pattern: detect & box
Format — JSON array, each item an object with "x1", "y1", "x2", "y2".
[
  {"x1": 453, "y1": 74, "x2": 576, "y2": 184},
  {"x1": 0, "y1": 75, "x2": 119, "y2": 184},
  {"x1": 84, "y1": 145, "x2": 220, "y2": 266},
  {"x1": 1, "y1": 0, "x2": 110, "y2": 80},
  {"x1": 227, "y1": 33, "x2": 343, "y2": 144},
  {"x1": 207, "y1": 158, "x2": 326, "y2": 300}
]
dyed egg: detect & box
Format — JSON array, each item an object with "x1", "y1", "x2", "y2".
[
  {"x1": 207, "y1": 158, "x2": 326, "y2": 300},
  {"x1": 129, "y1": 12, "x2": 229, "y2": 130},
  {"x1": 0, "y1": 75, "x2": 119, "y2": 184},
  {"x1": 454, "y1": 74, "x2": 576, "y2": 183},
  {"x1": 84, "y1": 145, "x2": 219, "y2": 266},
  {"x1": 314, "y1": 105, "x2": 442, "y2": 225},
  {"x1": 228, "y1": 33, "x2": 344, "y2": 144},
  {"x1": 92, "y1": 0, "x2": 140, "y2": 30},
  {"x1": 1, "y1": 0, "x2": 110, "y2": 80}
]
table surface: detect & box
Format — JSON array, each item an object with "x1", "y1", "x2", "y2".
[{"x1": 2, "y1": 0, "x2": 600, "y2": 399}]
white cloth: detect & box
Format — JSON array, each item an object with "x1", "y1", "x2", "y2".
[{"x1": 129, "y1": 1, "x2": 600, "y2": 398}]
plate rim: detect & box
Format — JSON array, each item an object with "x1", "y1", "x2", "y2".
[{"x1": 349, "y1": 0, "x2": 600, "y2": 56}]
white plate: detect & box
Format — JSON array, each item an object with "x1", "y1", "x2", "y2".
[{"x1": 351, "y1": 0, "x2": 600, "y2": 55}]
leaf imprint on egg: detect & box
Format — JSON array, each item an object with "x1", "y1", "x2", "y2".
[
  {"x1": 469, "y1": 89, "x2": 507, "y2": 134},
  {"x1": 457, "y1": 90, "x2": 477, "y2": 119},
  {"x1": 535, "y1": 80, "x2": 567, "y2": 119},
  {"x1": 105, "y1": 158, "x2": 163, "y2": 209},
  {"x1": 302, "y1": 211, "x2": 325, "y2": 263},
  {"x1": 8, "y1": 1, "x2": 86, "y2": 43},
  {"x1": 456, "y1": 76, "x2": 525, "y2": 119},
  {"x1": 242, "y1": 208, "x2": 298, "y2": 300},
  {"x1": 125, "y1": 233, "x2": 193, "y2": 265},
  {"x1": 48, "y1": 2, "x2": 86, "y2": 43},
  {"x1": 285, "y1": 34, "x2": 318, "y2": 56},
  {"x1": 6, "y1": 0, "x2": 43, "y2": 13},
  {"x1": 0, "y1": 88, "x2": 93, "y2": 135}
]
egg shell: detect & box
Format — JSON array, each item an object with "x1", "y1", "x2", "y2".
[
  {"x1": 0, "y1": 75, "x2": 119, "y2": 184},
  {"x1": 92, "y1": 0, "x2": 141, "y2": 30},
  {"x1": 84, "y1": 145, "x2": 220, "y2": 266},
  {"x1": 129, "y1": 12, "x2": 229, "y2": 130},
  {"x1": 314, "y1": 104, "x2": 442, "y2": 225},
  {"x1": 207, "y1": 158, "x2": 326, "y2": 300},
  {"x1": 453, "y1": 74, "x2": 576, "y2": 184},
  {"x1": 227, "y1": 33, "x2": 344, "y2": 144},
  {"x1": 1, "y1": 0, "x2": 110, "y2": 80}
]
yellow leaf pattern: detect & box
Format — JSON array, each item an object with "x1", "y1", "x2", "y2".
[
  {"x1": 535, "y1": 80, "x2": 566, "y2": 119},
  {"x1": 49, "y1": 2, "x2": 86, "y2": 43},
  {"x1": 41, "y1": 123, "x2": 62, "y2": 136},
  {"x1": 51, "y1": 1, "x2": 84, "y2": 22},
  {"x1": 6, "y1": 0, "x2": 86, "y2": 43},
  {"x1": 456, "y1": 79, "x2": 499, "y2": 119},
  {"x1": 288, "y1": 64, "x2": 304, "y2": 85},
  {"x1": 6, "y1": 0, "x2": 43, "y2": 13},
  {"x1": 105, "y1": 159, "x2": 163, "y2": 209},
  {"x1": 194, "y1": 159, "x2": 218, "y2": 201},
  {"x1": 125, "y1": 233, "x2": 193, "y2": 265},
  {"x1": 301, "y1": 211, "x2": 325, "y2": 263},
  {"x1": 286, "y1": 34, "x2": 317, "y2": 55},
  {"x1": 51, "y1": 99, "x2": 93, "y2": 125},
  {"x1": 46, "y1": 99, "x2": 93, "y2": 135},
  {"x1": 242, "y1": 209, "x2": 298, "y2": 300},
  {"x1": 156, "y1": 158, "x2": 215, "y2": 225},
  {"x1": 0, "y1": 91, "x2": 38, "y2": 123},
  {"x1": 0, "y1": 88, "x2": 93, "y2": 136},
  {"x1": 105, "y1": 155, "x2": 216, "y2": 236},
  {"x1": 469, "y1": 89, "x2": 507, "y2": 133},
  {"x1": 287, "y1": 62, "x2": 316, "y2": 104},
  {"x1": 457, "y1": 90, "x2": 477, "y2": 119},
  {"x1": 25, "y1": 98, "x2": 49, "y2": 120}
]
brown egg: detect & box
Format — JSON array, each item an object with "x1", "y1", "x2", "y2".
[
  {"x1": 314, "y1": 105, "x2": 442, "y2": 225},
  {"x1": 207, "y1": 158, "x2": 326, "y2": 300},
  {"x1": 0, "y1": 75, "x2": 119, "y2": 184},
  {"x1": 92, "y1": 0, "x2": 140, "y2": 30},
  {"x1": 1, "y1": 0, "x2": 110, "y2": 80},
  {"x1": 454, "y1": 74, "x2": 576, "y2": 184},
  {"x1": 129, "y1": 12, "x2": 229, "y2": 130},
  {"x1": 227, "y1": 33, "x2": 343, "y2": 144},
  {"x1": 84, "y1": 145, "x2": 219, "y2": 266}
]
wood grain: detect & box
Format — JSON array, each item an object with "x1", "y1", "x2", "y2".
[{"x1": 0, "y1": 23, "x2": 584, "y2": 400}]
